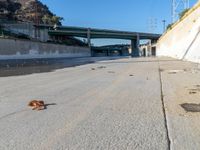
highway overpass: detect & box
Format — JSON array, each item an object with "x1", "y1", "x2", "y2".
[{"x1": 47, "y1": 26, "x2": 161, "y2": 57}]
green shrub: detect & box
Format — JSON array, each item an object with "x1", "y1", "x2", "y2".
[
  {"x1": 179, "y1": 8, "x2": 190, "y2": 19},
  {"x1": 166, "y1": 23, "x2": 174, "y2": 30}
]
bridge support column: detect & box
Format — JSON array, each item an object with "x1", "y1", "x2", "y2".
[
  {"x1": 87, "y1": 28, "x2": 93, "y2": 56},
  {"x1": 131, "y1": 34, "x2": 140, "y2": 57}
]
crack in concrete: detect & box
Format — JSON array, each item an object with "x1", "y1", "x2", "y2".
[{"x1": 158, "y1": 59, "x2": 171, "y2": 150}]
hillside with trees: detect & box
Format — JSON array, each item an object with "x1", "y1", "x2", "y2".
[{"x1": 0, "y1": 0, "x2": 63, "y2": 25}]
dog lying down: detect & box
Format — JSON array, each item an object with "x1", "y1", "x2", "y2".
[{"x1": 28, "y1": 100, "x2": 45, "y2": 111}]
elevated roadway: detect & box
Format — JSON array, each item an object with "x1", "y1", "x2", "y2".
[{"x1": 48, "y1": 26, "x2": 161, "y2": 56}]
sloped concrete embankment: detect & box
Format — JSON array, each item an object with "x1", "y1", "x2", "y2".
[
  {"x1": 0, "y1": 38, "x2": 91, "y2": 60},
  {"x1": 157, "y1": 1, "x2": 200, "y2": 63}
]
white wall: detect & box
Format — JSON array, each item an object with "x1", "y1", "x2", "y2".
[
  {"x1": 157, "y1": 2, "x2": 200, "y2": 63},
  {"x1": 0, "y1": 38, "x2": 91, "y2": 60}
]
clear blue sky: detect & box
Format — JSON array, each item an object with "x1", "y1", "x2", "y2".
[{"x1": 40, "y1": 0, "x2": 197, "y2": 45}]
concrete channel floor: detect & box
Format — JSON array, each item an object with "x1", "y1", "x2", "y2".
[{"x1": 0, "y1": 57, "x2": 200, "y2": 150}]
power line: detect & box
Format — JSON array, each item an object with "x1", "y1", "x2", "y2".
[
  {"x1": 146, "y1": 0, "x2": 160, "y2": 33},
  {"x1": 148, "y1": 17, "x2": 158, "y2": 32},
  {"x1": 172, "y1": 0, "x2": 190, "y2": 23}
]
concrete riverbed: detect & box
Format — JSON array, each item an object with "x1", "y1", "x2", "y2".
[{"x1": 0, "y1": 57, "x2": 200, "y2": 150}]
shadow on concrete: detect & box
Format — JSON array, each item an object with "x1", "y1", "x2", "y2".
[
  {"x1": 44, "y1": 103, "x2": 57, "y2": 110},
  {"x1": 0, "y1": 57, "x2": 126, "y2": 77}
]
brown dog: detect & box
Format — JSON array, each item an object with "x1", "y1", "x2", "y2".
[{"x1": 28, "y1": 100, "x2": 45, "y2": 111}]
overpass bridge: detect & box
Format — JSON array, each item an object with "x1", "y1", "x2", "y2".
[{"x1": 47, "y1": 26, "x2": 161, "y2": 56}]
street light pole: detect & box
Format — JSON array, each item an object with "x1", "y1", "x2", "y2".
[{"x1": 162, "y1": 20, "x2": 166, "y2": 32}]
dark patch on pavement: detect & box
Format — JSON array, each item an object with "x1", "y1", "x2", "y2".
[
  {"x1": 91, "y1": 66, "x2": 106, "y2": 71},
  {"x1": 159, "y1": 68, "x2": 164, "y2": 72},
  {"x1": 189, "y1": 91, "x2": 197, "y2": 94},
  {"x1": 108, "y1": 71, "x2": 115, "y2": 74},
  {"x1": 168, "y1": 72, "x2": 177, "y2": 74},
  {"x1": 195, "y1": 85, "x2": 200, "y2": 88},
  {"x1": 168, "y1": 70, "x2": 185, "y2": 74},
  {"x1": 188, "y1": 88, "x2": 200, "y2": 94},
  {"x1": 97, "y1": 66, "x2": 106, "y2": 69},
  {"x1": 181, "y1": 103, "x2": 200, "y2": 112}
]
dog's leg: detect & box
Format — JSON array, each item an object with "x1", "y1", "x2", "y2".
[
  {"x1": 37, "y1": 106, "x2": 44, "y2": 111},
  {"x1": 32, "y1": 107, "x2": 37, "y2": 110}
]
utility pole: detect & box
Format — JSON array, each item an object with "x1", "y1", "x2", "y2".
[
  {"x1": 172, "y1": 0, "x2": 190, "y2": 23},
  {"x1": 162, "y1": 20, "x2": 166, "y2": 32}
]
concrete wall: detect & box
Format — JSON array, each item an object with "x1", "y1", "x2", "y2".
[
  {"x1": 0, "y1": 38, "x2": 91, "y2": 60},
  {"x1": 3, "y1": 23, "x2": 50, "y2": 42},
  {"x1": 157, "y1": 1, "x2": 200, "y2": 63},
  {"x1": 3, "y1": 23, "x2": 34, "y2": 37},
  {"x1": 140, "y1": 43, "x2": 157, "y2": 57}
]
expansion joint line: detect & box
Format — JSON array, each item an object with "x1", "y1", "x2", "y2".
[
  {"x1": 182, "y1": 29, "x2": 200, "y2": 60},
  {"x1": 157, "y1": 59, "x2": 171, "y2": 150}
]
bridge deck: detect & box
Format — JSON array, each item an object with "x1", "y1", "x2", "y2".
[{"x1": 45, "y1": 25, "x2": 161, "y2": 40}]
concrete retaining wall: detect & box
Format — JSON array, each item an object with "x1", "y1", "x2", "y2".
[
  {"x1": 157, "y1": 1, "x2": 200, "y2": 63},
  {"x1": 0, "y1": 38, "x2": 91, "y2": 60}
]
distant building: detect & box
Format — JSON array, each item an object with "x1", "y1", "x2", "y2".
[{"x1": 140, "y1": 41, "x2": 157, "y2": 57}]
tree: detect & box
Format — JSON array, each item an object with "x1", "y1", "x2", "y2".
[
  {"x1": 166, "y1": 23, "x2": 174, "y2": 30},
  {"x1": 42, "y1": 15, "x2": 51, "y2": 24},
  {"x1": 51, "y1": 15, "x2": 64, "y2": 25},
  {"x1": 42, "y1": 15, "x2": 64, "y2": 25},
  {"x1": 179, "y1": 8, "x2": 190, "y2": 19}
]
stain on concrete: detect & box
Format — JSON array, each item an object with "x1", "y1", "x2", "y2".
[
  {"x1": 195, "y1": 85, "x2": 200, "y2": 88},
  {"x1": 188, "y1": 86, "x2": 200, "y2": 94},
  {"x1": 189, "y1": 91, "x2": 197, "y2": 94},
  {"x1": 97, "y1": 66, "x2": 106, "y2": 69},
  {"x1": 108, "y1": 71, "x2": 115, "y2": 74},
  {"x1": 159, "y1": 68, "x2": 164, "y2": 72},
  {"x1": 167, "y1": 69, "x2": 185, "y2": 74},
  {"x1": 91, "y1": 66, "x2": 106, "y2": 71},
  {"x1": 181, "y1": 103, "x2": 200, "y2": 112}
]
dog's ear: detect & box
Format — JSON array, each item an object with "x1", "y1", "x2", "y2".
[{"x1": 28, "y1": 101, "x2": 33, "y2": 106}]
